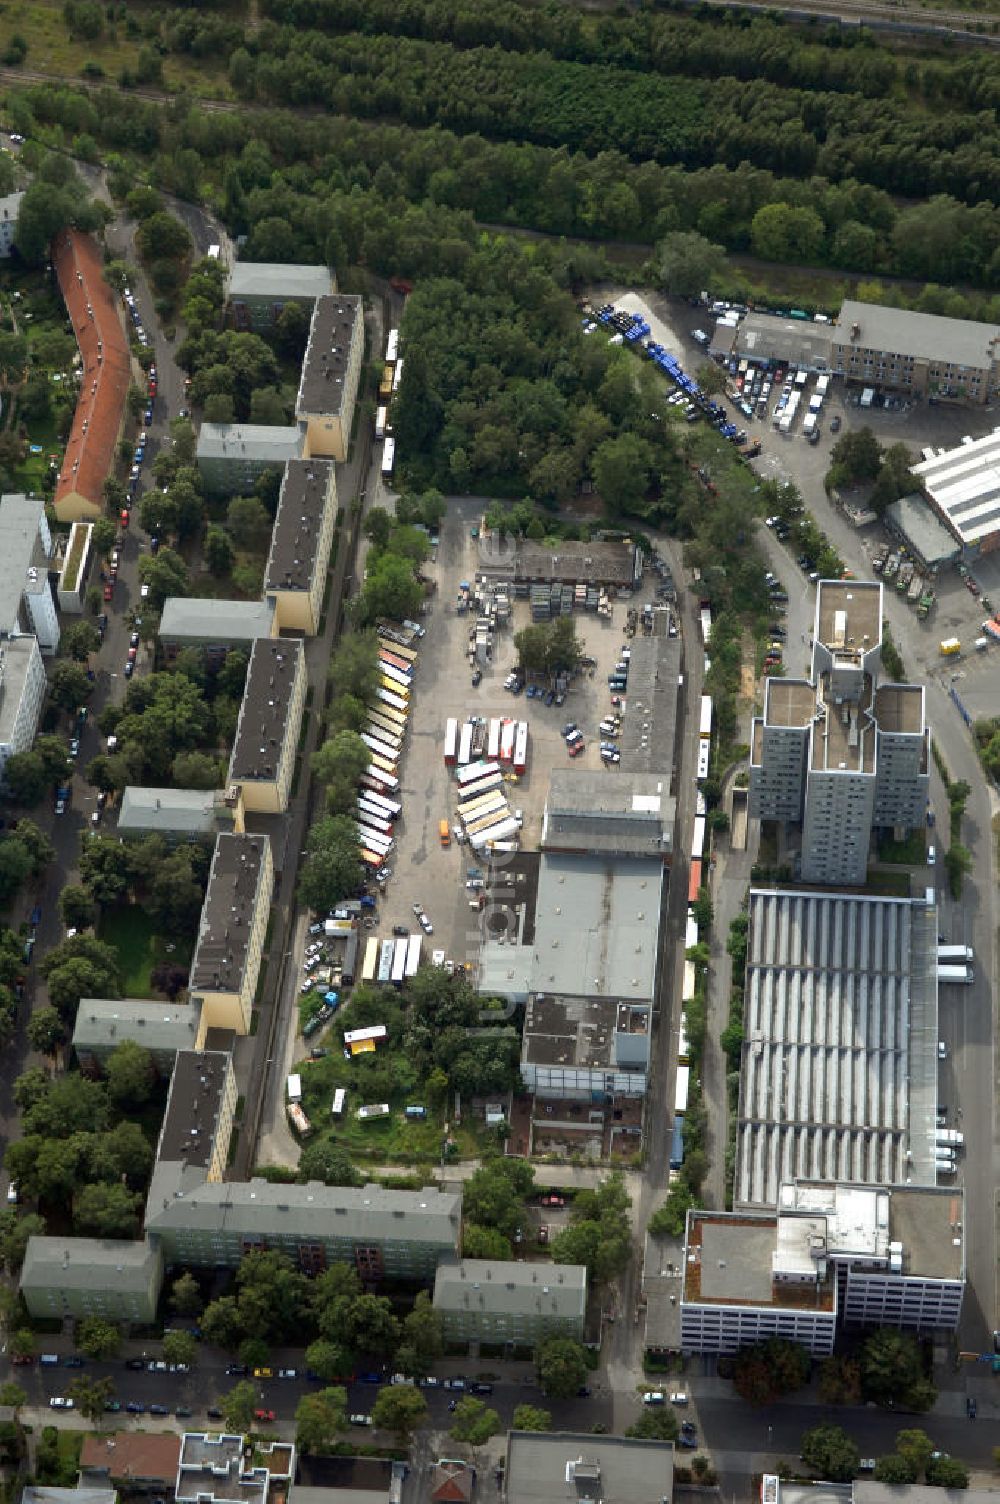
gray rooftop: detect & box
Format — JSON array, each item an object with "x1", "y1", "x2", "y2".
[
  {"x1": 836, "y1": 299, "x2": 1000, "y2": 371},
  {"x1": 228, "y1": 261, "x2": 333, "y2": 303},
  {"x1": 228, "y1": 637, "x2": 304, "y2": 784},
  {"x1": 177, "y1": 1433, "x2": 268, "y2": 1504},
  {"x1": 522, "y1": 993, "x2": 649, "y2": 1071},
  {"x1": 885, "y1": 493, "x2": 963, "y2": 567},
  {"x1": 296, "y1": 295, "x2": 363, "y2": 416},
  {"x1": 434, "y1": 1258, "x2": 587, "y2": 1321},
  {"x1": 543, "y1": 771, "x2": 670, "y2": 859},
  {"x1": 264, "y1": 458, "x2": 336, "y2": 594},
  {"x1": 529, "y1": 852, "x2": 663, "y2": 1003},
  {"x1": 189, "y1": 834, "x2": 270, "y2": 996},
  {"x1": 0, "y1": 492, "x2": 47, "y2": 635},
  {"x1": 736, "y1": 890, "x2": 940, "y2": 1209},
  {"x1": 854, "y1": 1486, "x2": 1000, "y2": 1504},
  {"x1": 504, "y1": 1432, "x2": 674, "y2": 1504},
  {"x1": 20, "y1": 1236, "x2": 160, "y2": 1294},
  {"x1": 735, "y1": 312, "x2": 834, "y2": 369},
  {"x1": 160, "y1": 596, "x2": 276, "y2": 645},
  {"x1": 156, "y1": 1050, "x2": 232, "y2": 1170},
  {"x1": 911, "y1": 428, "x2": 1000, "y2": 546},
  {"x1": 24, "y1": 1490, "x2": 114, "y2": 1504},
  {"x1": 481, "y1": 537, "x2": 639, "y2": 587},
  {"x1": 197, "y1": 422, "x2": 305, "y2": 464},
  {"x1": 619, "y1": 633, "x2": 681, "y2": 781},
  {"x1": 73, "y1": 998, "x2": 200, "y2": 1058},
  {"x1": 144, "y1": 1172, "x2": 462, "y2": 1248},
  {"x1": 0, "y1": 637, "x2": 41, "y2": 747},
  {"x1": 119, "y1": 786, "x2": 221, "y2": 836}
]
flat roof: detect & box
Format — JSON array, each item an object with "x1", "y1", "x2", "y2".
[
  {"x1": 189, "y1": 834, "x2": 270, "y2": 995},
  {"x1": 515, "y1": 538, "x2": 637, "y2": 585},
  {"x1": 783, "y1": 1180, "x2": 963, "y2": 1282},
  {"x1": 736, "y1": 890, "x2": 939, "y2": 1209},
  {"x1": 73, "y1": 998, "x2": 199, "y2": 1057},
  {"x1": 504, "y1": 1431, "x2": 674, "y2": 1504},
  {"x1": 228, "y1": 261, "x2": 332, "y2": 302},
  {"x1": 815, "y1": 579, "x2": 881, "y2": 655},
  {"x1": 119, "y1": 786, "x2": 221, "y2": 834},
  {"x1": 81, "y1": 1431, "x2": 181, "y2": 1483},
  {"x1": 177, "y1": 1433, "x2": 266, "y2": 1504},
  {"x1": 264, "y1": 459, "x2": 336, "y2": 595},
  {"x1": 156, "y1": 1049, "x2": 231, "y2": 1169},
  {"x1": 885, "y1": 492, "x2": 963, "y2": 566},
  {"x1": 542, "y1": 771, "x2": 669, "y2": 858},
  {"x1": 810, "y1": 672, "x2": 874, "y2": 775},
  {"x1": 229, "y1": 637, "x2": 304, "y2": 784},
  {"x1": 160, "y1": 596, "x2": 276, "y2": 644},
  {"x1": 197, "y1": 422, "x2": 304, "y2": 464},
  {"x1": 836, "y1": 299, "x2": 1000, "y2": 371},
  {"x1": 522, "y1": 993, "x2": 648, "y2": 1070},
  {"x1": 764, "y1": 678, "x2": 815, "y2": 727},
  {"x1": 874, "y1": 684, "x2": 923, "y2": 735},
  {"x1": 911, "y1": 428, "x2": 1000, "y2": 545},
  {"x1": 296, "y1": 295, "x2": 363, "y2": 417},
  {"x1": 433, "y1": 1258, "x2": 587, "y2": 1319},
  {"x1": 684, "y1": 1212, "x2": 835, "y2": 1311},
  {"x1": 0, "y1": 492, "x2": 46, "y2": 633},
  {"x1": 855, "y1": 1485, "x2": 1000, "y2": 1504},
  {"x1": 735, "y1": 312, "x2": 834, "y2": 369},
  {"x1": 619, "y1": 633, "x2": 681, "y2": 783},
  {"x1": 529, "y1": 852, "x2": 663, "y2": 1002},
  {"x1": 21, "y1": 1236, "x2": 160, "y2": 1294},
  {"x1": 0, "y1": 637, "x2": 41, "y2": 746}
]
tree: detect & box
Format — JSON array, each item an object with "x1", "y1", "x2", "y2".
[
  {"x1": 512, "y1": 1404, "x2": 551, "y2": 1432},
  {"x1": 0, "y1": 1382, "x2": 26, "y2": 1414},
  {"x1": 67, "y1": 1375, "x2": 115, "y2": 1427},
  {"x1": 0, "y1": 331, "x2": 27, "y2": 383},
  {"x1": 204, "y1": 524, "x2": 235, "y2": 577},
  {"x1": 927, "y1": 1457, "x2": 969, "y2": 1489},
  {"x1": 750, "y1": 203, "x2": 825, "y2": 263},
  {"x1": 461, "y1": 1224, "x2": 512, "y2": 1259},
  {"x1": 463, "y1": 1158, "x2": 535, "y2": 1239},
  {"x1": 874, "y1": 1455, "x2": 919, "y2": 1485},
  {"x1": 818, "y1": 1356, "x2": 861, "y2": 1406},
  {"x1": 346, "y1": 1294, "x2": 400, "y2": 1358},
  {"x1": 172, "y1": 750, "x2": 222, "y2": 789},
  {"x1": 734, "y1": 1339, "x2": 810, "y2": 1406},
  {"x1": 657, "y1": 231, "x2": 729, "y2": 298},
  {"x1": 26, "y1": 1008, "x2": 67, "y2": 1056},
  {"x1": 227, "y1": 497, "x2": 273, "y2": 551},
  {"x1": 59, "y1": 885, "x2": 97, "y2": 931},
  {"x1": 3, "y1": 752, "x2": 49, "y2": 807},
  {"x1": 250, "y1": 386, "x2": 287, "y2": 425},
  {"x1": 943, "y1": 843, "x2": 972, "y2": 900},
  {"x1": 371, "y1": 1385, "x2": 428, "y2": 1440},
  {"x1": 830, "y1": 427, "x2": 882, "y2": 484},
  {"x1": 163, "y1": 1330, "x2": 198, "y2": 1368},
  {"x1": 592, "y1": 434, "x2": 653, "y2": 514},
  {"x1": 9, "y1": 1329, "x2": 35, "y2": 1361},
  {"x1": 328, "y1": 634, "x2": 380, "y2": 703},
  {"x1": 312, "y1": 730, "x2": 370, "y2": 790},
  {"x1": 299, "y1": 814, "x2": 364, "y2": 913},
  {"x1": 170, "y1": 1271, "x2": 204, "y2": 1318},
  {"x1": 304, "y1": 1340, "x2": 355, "y2": 1383},
  {"x1": 401, "y1": 1292, "x2": 443, "y2": 1372},
  {"x1": 536, "y1": 1338, "x2": 588, "y2": 1399},
  {"x1": 73, "y1": 1182, "x2": 141, "y2": 1238},
  {"x1": 627, "y1": 1407, "x2": 679, "y2": 1442},
  {"x1": 448, "y1": 1395, "x2": 500, "y2": 1446},
  {"x1": 800, "y1": 1424, "x2": 860, "y2": 1482},
  {"x1": 295, "y1": 1387, "x2": 347, "y2": 1453},
  {"x1": 0, "y1": 839, "x2": 32, "y2": 905},
  {"x1": 136, "y1": 210, "x2": 192, "y2": 264},
  {"x1": 364, "y1": 507, "x2": 393, "y2": 549},
  {"x1": 649, "y1": 1184, "x2": 697, "y2": 1238},
  {"x1": 76, "y1": 1317, "x2": 122, "y2": 1359},
  {"x1": 49, "y1": 660, "x2": 93, "y2": 713},
  {"x1": 861, "y1": 1329, "x2": 935, "y2": 1411},
  {"x1": 695, "y1": 362, "x2": 727, "y2": 397},
  {"x1": 223, "y1": 1379, "x2": 258, "y2": 1432},
  {"x1": 105, "y1": 1039, "x2": 155, "y2": 1109},
  {"x1": 357, "y1": 553, "x2": 422, "y2": 626},
  {"x1": 201, "y1": 1297, "x2": 243, "y2": 1351},
  {"x1": 298, "y1": 1142, "x2": 361, "y2": 1187}
]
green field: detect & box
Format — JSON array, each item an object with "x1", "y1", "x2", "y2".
[{"x1": 98, "y1": 905, "x2": 193, "y2": 997}]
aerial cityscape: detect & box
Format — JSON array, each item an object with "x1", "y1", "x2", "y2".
[{"x1": 0, "y1": 3, "x2": 995, "y2": 1502}]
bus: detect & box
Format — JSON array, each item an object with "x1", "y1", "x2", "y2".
[
  {"x1": 376, "y1": 687, "x2": 408, "y2": 713},
  {"x1": 688, "y1": 860, "x2": 702, "y2": 905},
  {"x1": 391, "y1": 939, "x2": 407, "y2": 986},
  {"x1": 696, "y1": 741, "x2": 710, "y2": 781},
  {"x1": 361, "y1": 849, "x2": 385, "y2": 870},
  {"x1": 357, "y1": 829, "x2": 393, "y2": 857},
  {"x1": 379, "y1": 364, "x2": 394, "y2": 400},
  {"x1": 513, "y1": 721, "x2": 528, "y2": 776},
  {"x1": 381, "y1": 437, "x2": 395, "y2": 477},
  {"x1": 366, "y1": 725, "x2": 402, "y2": 754},
  {"x1": 357, "y1": 1103, "x2": 390, "y2": 1121},
  {"x1": 458, "y1": 723, "x2": 474, "y2": 766},
  {"x1": 379, "y1": 674, "x2": 409, "y2": 701},
  {"x1": 456, "y1": 760, "x2": 498, "y2": 788},
  {"x1": 381, "y1": 664, "x2": 412, "y2": 692},
  {"x1": 470, "y1": 815, "x2": 519, "y2": 849},
  {"x1": 361, "y1": 732, "x2": 399, "y2": 762},
  {"x1": 361, "y1": 789, "x2": 401, "y2": 819},
  {"x1": 378, "y1": 710, "x2": 408, "y2": 738},
  {"x1": 692, "y1": 816, "x2": 706, "y2": 861},
  {"x1": 457, "y1": 771, "x2": 504, "y2": 802},
  {"x1": 358, "y1": 800, "x2": 394, "y2": 828},
  {"x1": 674, "y1": 1064, "x2": 690, "y2": 1116},
  {"x1": 288, "y1": 1102, "x2": 313, "y2": 1137},
  {"x1": 342, "y1": 930, "x2": 358, "y2": 986},
  {"x1": 379, "y1": 650, "x2": 413, "y2": 677},
  {"x1": 685, "y1": 913, "x2": 699, "y2": 951},
  {"x1": 682, "y1": 960, "x2": 696, "y2": 1006},
  {"x1": 361, "y1": 936, "x2": 379, "y2": 984},
  {"x1": 487, "y1": 719, "x2": 501, "y2": 762},
  {"x1": 378, "y1": 940, "x2": 394, "y2": 983},
  {"x1": 369, "y1": 755, "x2": 398, "y2": 781},
  {"x1": 499, "y1": 720, "x2": 516, "y2": 764},
  {"x1": 392, "y1": 358, "x2": 404, "y2": 393},
  {"x1": 383, "y1": 641, "x2": 418, "y2": 664},
  {"x1": 465, "y1": 808, "x2": 508, "y2": 838},
  {"x1": 385, "y1": 328, "x2": 399, "y2": 363},
  {"x1": 444, "y1": 717, "x2": 458, "y2": 767},
  {"x1": 678, "y1": 1014, "x2": 690, "y2": 1064},
  {"x1": 363, "y1": 768, "x2": 400, "y2": 794},
  {"x1": 461, "y1": 792, "x2": 507, "y2": 824},
  {"x1": 375, "y1": 405, "x2": 388, "y2": 440},
  {"x1": 344, "y1": 1025, "x2": 388, "y2": 1050},
  {"x1": 405, "y1": 934, "x2": 422, "y2": 977},
  {"x1": 699, "y1": 694, "x2": 713, "y2": 740}
]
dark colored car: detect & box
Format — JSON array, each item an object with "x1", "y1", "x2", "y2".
[
  {"x1": 226, "y1": 1363, "x2": 249, "y2": 1376},
  {"x1": 125, "y1": 1358, "x2": 145, "y2": 1370},
  {"x1": 207, "y1": 1407, "x2": 224, "y2": 1420},
  {"x1": 150, "y1": 1404, "x2": 169, "y2": 1416},
  {"x1": 63, "y1": 1357, "x2": 84, "y2": 1368},
  {"x1": 126, "y1": 1402, "x2": 146, "y2": 1414}
]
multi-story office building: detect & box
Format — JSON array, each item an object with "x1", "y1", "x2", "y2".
[
  {"x1": 503, "y1": 1432, "x2": 675, "y2": 1504},
  {"x1": 433, "y1": 1259, "x2": 587, "y2": 1348},
  {"x1": 680, "y1": 1181, "x2": 964, "y2": 1356},
  {"x1": 295, "y1": 295, "x2": 364, "y2": 462},
  {"x1": 749, "y1": 581, "x2": 928, "y2": 885},
  {"x1": 227, "y1": 638, "x2": 305, "y2": 814},
  {"x1": 196, "y1": 423, "x2": 305, "y2": 496},
  {"x1": 831, "y1": 300, "x2": 1000, "y2": 405},
  {"x1": 227, "y1": 260, "x2": 334, "y2": 332},
  {"x1": 20, "y1": 1237, "x2": 163, "y2": 1323},
  {"x1": 264, "y1": 459, "x2": 338, "y2": 635},
  {"x1": 188, "y1": 834, "x2": 273, "y2": 1035}
]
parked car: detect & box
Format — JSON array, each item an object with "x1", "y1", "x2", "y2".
[
  {"x1": 350, "y1": 1414, "x2": 373, "y2": 1427},
  {"x1": 254, "y1": 1408, "x2": 276, "y2": 1423}
]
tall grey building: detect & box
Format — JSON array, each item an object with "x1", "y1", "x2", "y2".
[{"x1": 749, "y1": 580, "x2": 928, "y2": 885}]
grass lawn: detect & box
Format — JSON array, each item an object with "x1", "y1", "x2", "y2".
[
  {"x1": 877, "y1": 829, "x2": 928, "y2": 865},
  {"x1": 98, "y1": 905, "x2": 193, "y2": 996}
]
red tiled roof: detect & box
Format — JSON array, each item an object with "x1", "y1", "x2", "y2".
[
  {"x1": 430, "y1": 1460, "x2": 475, "y2": 1503},
  {"x1": 80, "y1": 1431, "x2": 181, "y2": 1482},
  {"x1": 53, "y1": 229, "x2": 132, "y2": 516}
]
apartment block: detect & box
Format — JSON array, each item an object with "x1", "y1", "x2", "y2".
[
  {"x1": 264, "y1": 458, "x2": 338, "y2": 634},
  {"x1": 0, "y1": 191, "x2": 23, "y2": 257},
  {"x1": 0, "y1": 492, "x2": 59, "y2": 653},
  {"x1": 295, "y1": 295, "x2": 364, "y2": 461},
  {"x1": 81, "y1": 1432, "x2": 182, "y2": 1494},
  {"x1": 503, "y1": 1433, "x2": 675, "y2": 1504},
  {"x1": 749, "y1": 581, "x2": 928, "y2": 885},
  {"x1": 227, "y1": 260, "x2": 334, "y2": 332},
  {"x1": 227, "y1": 637, "x2": 305, "y2": 814},
  {"x1": 433, "y1": 1259, "x2": 587, "y2": 1347},
  {"x1": 188, "y1": 834, "x2": 273, "y2": 1034},
  {"x1": 73, "y1": 998, "x2": 201, "y2": 1075},
  {"x1": 681, "y1": 1182, "x2": 964, "y2": 1357},
  {"x1": 176, "y1": 1432, "x2": 293, "y2": 1504},
  {"x1": 196, "y1": 422, "x2": 305, "y2": 496},
  {"x1": 57, "y1": 520, "x2": 93, "y2": 615},
  {"x1": 20, "y1": 1236, "x2": 163, "y2": 1324},
  {"x1": 155, "y1": 1049, "x2": 237, "y2": 1185},
  {"x1": 117, "y1": 786, "x2": 244, "y2": 842},
  {"x1": 831, "y1": 300, "x2": 1000, "y2": 406},
  {"x1": 0, "y1": 635, "x2": 47, "y2": 784},
  {"x1": 159, "y1": 597, "x2": 277, "y2": 661}
]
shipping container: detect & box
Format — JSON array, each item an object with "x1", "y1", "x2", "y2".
[
  {"x1": 458, "y1": 722, "x2": 474, "y2": 766},
  {"x1": 688, "y1": 860, "x2": 702, "y2": 905},
  {"x1": 692, "y1": 816, "x2": 706, "y2": 861},
  {"x1": 405, "y1": 934, "x2": 422, "y2": 977},
  {"x1": 487, "y1": 718, "x2": 502, "y2": 762},
  {"x1": 391, "y1": 939, "x2": 407, "y2": 986},
  {"x1": 699, "y1": 694, "x2": 713, "y2": 740},
  {"x1": 674, "y1": 1064, "x2": 690, "y2": 1116},
  {"x1": 378, "y1": 940, "x2": 395, "y2": 983},
  {"x1": 362, "y1": 936, "x2": 379, "y2": 983},
  {"x1": 513, "y1": 720, "x2": 529, "y2": 775},
  {"x1": 381, "y1": 437, "x2": 395, "y2": 477},
  {"x1": 456, "y1": 760, "x2": 499, "y2": 788},
  {"x1": 500, "y1": 720, "x2": 516, "y2": 763}
]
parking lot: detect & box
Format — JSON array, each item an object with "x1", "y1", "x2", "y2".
[{"x1": 377, "y1": 496, "x2": 654, "y2": 970}]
